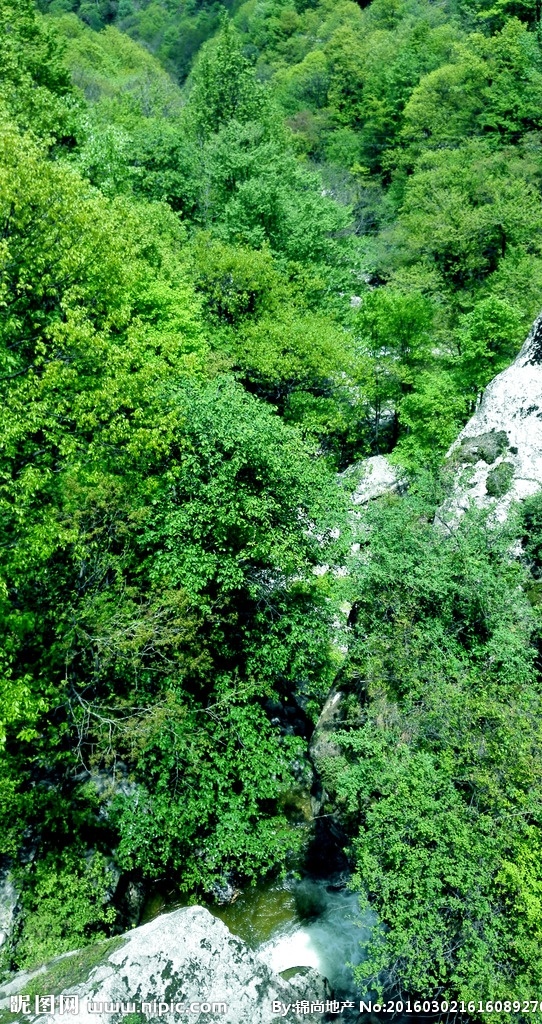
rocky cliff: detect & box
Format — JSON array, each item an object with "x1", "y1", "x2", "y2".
[{"x1": 439, "y1": 312, "x2": 542, "y2": 524}]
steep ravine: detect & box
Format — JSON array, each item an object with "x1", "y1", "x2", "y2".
[{"x1": 4, "y1": 308, "x2": 542, "y2": 1021}]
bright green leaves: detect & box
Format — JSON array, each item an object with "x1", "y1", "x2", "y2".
[
  {"x1": 345, "y1": 740, "x2": 502, "y2": 998},
  {"x1": 334, "y1": 491, "x2": 542, "y2": 1003},
  {"x1": 232, "y1": 310, "x2": 350, "y2": 402},
  {"x1": 182, "y1": 22, "x2": 352, "y2": 269},
  {"x1": 142, "y1": 376, "x2": 345, "y2": 597},
  {"x1": 456, "y1": 295, "x2": 524, "y2": 396},
  {"x1": 174, "y1": 2, "x2": 542, "y2": 473},
  {"x1": 189, "y1": 235, "x2": 283, "y2": 325},
  {"x1": 394, "y1": 371, "x2": 468, "y2": 467},
  {"x1": 91, "y1": 0, "x2": 233, "y2": 80},
  {"x1": 397, "y1": 142, "x2": 542, "y2": 291},
  {"x1": 275, "y1": 48, "x2": 331, "y2": 118},
  {"x1": 324, "y1": 12, "x2": 459, "y2": 171},
  {"x1": 350, "y1": 288, "x2": 445, "y2": 461},
  {"x1": 15, "y1": 850, "x2": 118, "y2": 969},
  {"x1": 57, "y1": 16, "x2": 183, "y2": 118},
  {"x1": 0, "y1": 126, "x2": 206, "y2": 461},
  {"x1": 43, "y1": 376, "x2": 343, "y2": 895},
  {"x1": 496, "y1": 830, "x2": 542, "y2": 998},
  {"x1": 0, "y1": 121, "x2": 191, "y2": 861},
  {"x1": 401, "y1": 20, "x2": 542, "y2": 155},
  {"x1": 460, "y1": 0, "x2": 542, "y2": 33},
  {"x1": 0, "y1": 0, "x2": 71, "y2": 94},
  {"x1": 188, "y1": 115, "x2": 349, "y2": 262},
  {"x1": 0, "y1": 112, "x2": 347, "y2": 918},
  {"x1": 0, "y1": 0, "x2": 77, "y2": 143},
  {"x1": 113, "y1": 694, "x2": 307, "y2": 890},
  {"x1": 354, "y1": 288, "x2": 432, "y2": 399},
  {"x1": 188, "y1": 17, "x2": 270, "y2": 139},
  {"x1": 3, "y1": 0, "x2": 542, "y2": 991}
]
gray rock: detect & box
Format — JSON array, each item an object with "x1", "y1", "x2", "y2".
[
  {"x1": 0, "y1": 907, "x2": 329, "y2": 1024},
  {"x1": 0, "y1": 868, "x2": 19, "y2": 951},
  {"x1": 76, "y1": 768, "x2": 138, "y2": 823},
  {"x1": 210, "y1": 878, "x2": 240, "y2": 906},
  {"x1": 440, "y1": 312, "x2": 542, "y2": 525},
  {"x1": 345, "y1": 456, "x2": 405, "y2": 505},
  {"x1": 310, "y1": 691, "x2": 345, "y2": 766},
  {"x1": 309, "y1": 690, "x2": 352, "y2": 811}
]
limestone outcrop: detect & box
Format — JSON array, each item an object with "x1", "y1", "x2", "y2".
[
  {"x1": 344, "y1": 455, "x2": 405, "y2": 505},
  {"x1": 440, "y1": 312, "x2": 542, "y2": 524},
  {"x1": 309, "y1": 691, "x2": 346, "y2": 773},
  {"x1": 0, "y1": 868, "x2": 18, "y2": 952},
  {"x1": 0, "y1": 907, "x2": 328, "y2": 1024}
]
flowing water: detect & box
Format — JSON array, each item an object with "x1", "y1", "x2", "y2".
[
  {"x1": 143, "y1": 874, "x2": 372, "y2": 996},
  {"x1": 214, "y1": 876, "x2": 373, "y2": 996}
]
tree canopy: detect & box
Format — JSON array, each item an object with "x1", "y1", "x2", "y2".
[{"x1": 2, "y1": 0, "x2": 542, "y2": 1011}]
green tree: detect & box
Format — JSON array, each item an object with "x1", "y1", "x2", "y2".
[
  {"x1": 401, "y1": 21, "x2": 542, "y2": 159},
  {"x1": 456, "y1": 295, "x2": 524, "y2": 401},
  {"x1": 393, "y1": 371, "x2": 467, "y2": 467},
  {"x1": 0, "y1": 116, "x2": 347, "y2": 952},
  {"x1": 0, "y1": 0, "x2": 77, "y2": 142},
  {"x1": 188, "y1": 17, "x2": 268, "y2": 139},
  {"x1": 330, "y1": 490, "x2": 542, "y2": 1008},
  {"x1": 353, "y1": 289, "x2": 434, "y2": 451},
  {"x1": 396, "y1": 142, "x2": 542, "y2": 292}
]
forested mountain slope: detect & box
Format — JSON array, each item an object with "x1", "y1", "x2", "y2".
[
  {"x1": 46, "y1": 0, "x2": 542, "y2": 467},
  {"x1": 2, "y1": 0, "x2": 542, "y2": 1014}
]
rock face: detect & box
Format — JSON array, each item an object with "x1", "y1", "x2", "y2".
[
  {"x1": 0, "y1": 868, "x2": 18, "y2": 951},
  {"x1": 310, "y1": 691, "x2": 346, "y2": 769},
  {"x1": 441, "y1": 312, "x2": 542, "y2": 524},
  {"x1": 0, "y1": 907, "x2": 329, "y2": 1024},
  {"x1": 309, "y1": 690, "x2": 350, "y2": 821},
  {"x1": 343, "y1": 455, "x2": 405, "y2": 506}
]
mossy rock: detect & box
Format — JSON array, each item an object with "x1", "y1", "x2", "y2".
[
  {"x1": 314, "y1": 754, "x2": 349, "y2": 798},
  {"x1": 0, "y1": 937, "x2": 127, "y2": 1024},
  {"x1": 526, "y1": 581, "x2": 542, "y2": 607},
  {"x1": 454, "y1": 430, "x2": 509, "y2": 466},
  {"x1": 10, "y1": 936, "x2": 127, "y2": 1000},
  {"x1": 486, "y1": 461, "x2": 515, "y2": 498},
  {"x1": 280, "y1": 965, "x2": 315, "y2": 982}
]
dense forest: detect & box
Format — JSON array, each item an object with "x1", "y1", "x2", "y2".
[{"x1": 2, "y1": 0, "x2": 542, "y2": 1014}]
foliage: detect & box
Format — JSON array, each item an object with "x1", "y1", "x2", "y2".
[
  {"x1": 352, "y1": 288, "x2": 433, "y2": 449},
  {"x1": 400, "y1": 20, "x2": 542, "y2": 156},
  {"x1": 0, "y1": 97, "x2": 346, "y2": 964},
  {"x1": 0, "y1": 0, "x2": 78, "y2": 142},
  {"x1": 332, "y1": 489, "x2": 542, "y2": 1006},
  {"x1": 188, "y1": 16, "x2": 269, "y2": 138},
  {"x1": 15, "y1": 851, "x2": 118, "y2": 968},
  {"x1": 3, "y1": 0, "x2": 542, "y2": 1003},
  {"x1": 112, "y1": 695, "x2": 308, "y2": 891},
  {"x1": 394, "y1": 142, "x2": 542, "y2": 292},
  {"x1": 188, "y1": 234, "x2": 283, "y2": 324},
  {"x1": 456, "y1": 296, "x2": 524, "y2": 396}
]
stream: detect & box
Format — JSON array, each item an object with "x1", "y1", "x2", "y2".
[
  {"x1": 144, "y1": 873, "x2": 373, "y2": 998},
  {"x1": 222, "y1": 876, "x2": 372, "y2": 995}
]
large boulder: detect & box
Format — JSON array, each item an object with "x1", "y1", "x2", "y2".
[
  {"x1": 0, "y1": 907, "x2": 329, "y2": 1024},
  {"x1": 344, "y1": 455, "x2": 405, "y2": 506},
  {"x1": 440, "y1": 312, "x2": 542, "y2": 524}
]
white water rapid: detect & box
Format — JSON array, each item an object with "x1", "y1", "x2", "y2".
[{"x1": 255, "y1": 879, "x2": 373, "y2": 995}]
